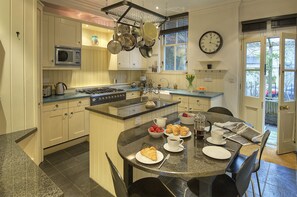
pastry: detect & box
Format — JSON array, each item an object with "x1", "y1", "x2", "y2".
[
  {"x1": 180, "y1": 126, "x2": 189, "y2": 136},
  {"x1": 166, "y1": 124, "x2": 173, "y2": 134},
  {"x1": 172, "y1": 125, "x2": 180, "y2": 136},
  {"x1": 140, "y1": 146, "x2": 157, "y2": 161}
]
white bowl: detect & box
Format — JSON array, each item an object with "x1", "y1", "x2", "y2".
[
  {"x1": 148, "y1": 128, "x2": 164, "y2": 138},
  {"x1": 179, "y1": 113, "x2": 195, "y2": 125}
]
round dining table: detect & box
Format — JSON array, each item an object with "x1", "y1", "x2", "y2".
[{"x1": 117, "y1": 111, "x2": 243, "y2": 197}]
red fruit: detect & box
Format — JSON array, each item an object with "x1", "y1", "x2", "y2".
[
  {"x1": 149, "y1": 127, "x2": 155, "y2": 132},
  {"x1": 182, "y1": 113, "x2": 188, "y2": 117},
  {"x1": 152, "y1": 124, "x2": 158, "y2": 129}
]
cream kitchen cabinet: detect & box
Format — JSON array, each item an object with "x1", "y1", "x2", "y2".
[
  {"x1": 42, "y1": 13, "x2": 82, "y2": 68},
  {"x1": 55, "y1": 17, "x2": 82, "y2": 47},
  {"x1": 126, "y1": 91, "x2": 140, "y2": 99},
  {"x1": 42, "y1": 98, "x2": 89, "y2": 148},
  {"x1": 109, "y1": 48, "x2": 147, "y2": 70},
  {"x1": 172, "y1": 95, "x2": 223, "y2": 112}
]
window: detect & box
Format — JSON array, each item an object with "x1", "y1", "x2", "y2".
[{"x1": 162, "y1": 15, "x2": 188, "y2": 71}]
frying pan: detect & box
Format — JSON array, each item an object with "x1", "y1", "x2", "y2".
[
  {"x1": 139, "y1": 45, "x2": 153, "y2": 58},
  {"x1": 107, "y1": 24, "x2": 122, "y2": 54}
]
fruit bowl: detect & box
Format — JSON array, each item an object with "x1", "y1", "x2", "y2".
[
  {"x1": 148, "y1": 125, "x2": 164, "y2": 138},
  {"x1": 179, "y1": 112, "x2": 195, "y2": 125}
]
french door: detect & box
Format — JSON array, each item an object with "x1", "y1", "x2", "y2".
[
  {"x1": 242, "y1": 34, "x2": 297, "y2": 154},
  {"x1": 242, "y1": 37, "x2": 266, "y2": 132},
  {"x1": 277, "y1": 33, "x2": 296, "y2": 154}
]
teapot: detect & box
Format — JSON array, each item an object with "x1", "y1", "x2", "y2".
[
  {"x1": 55, "y1": 82, "x2": 67, "y2": 95},
  {"x1": 194, "y1": 113, "x2": 212, "y2": 139},
  {"x1": 153, "y1": 117, "x2": 167, "y2": 128}
]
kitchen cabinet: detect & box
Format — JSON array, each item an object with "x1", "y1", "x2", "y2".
[
  {"x1": 126, "y1": 91, "x2": 140, "y2": 99},
  {"x1": 42, "y1": 98, "x2": 89, "y2": 148},
  {"x1": 172, "y1": 95, "x2": 223, "y2": 112},
  {"x1": 42, "y1": 13, "x2": 82, "y2": 69},
  {"x1": 109, "y1": 48, "x2": 147, "y2": 70}
]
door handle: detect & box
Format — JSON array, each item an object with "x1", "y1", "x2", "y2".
[{"x1": 280, "y1": 105, "x2": 289, "y2": 110}]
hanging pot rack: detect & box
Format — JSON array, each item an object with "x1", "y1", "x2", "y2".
[{"x1": 101, "y1": 0, "x2": 168, "y2": 28}]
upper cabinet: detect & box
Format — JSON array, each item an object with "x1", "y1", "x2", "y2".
[
  {"x1": 109, "y1": 48, "x2": 147, "y2": 70},
  {"x1": 42, "y1": 13, "x2": 82, "y2": 69},
  {"x1": 55, "y1": 17, "x2": 82, "y2": 48}
]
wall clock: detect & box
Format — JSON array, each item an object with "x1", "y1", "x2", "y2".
[{"x1": 199, "y1": 31, "x2": 223, "y2": 54}]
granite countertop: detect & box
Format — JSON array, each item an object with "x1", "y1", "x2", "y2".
[
  {"x1": 43, "y1": 92, "x2": 90, "y2": 103},
  {"x1": 0, "y1": 128, "x2": 63, "y2": 197},
  {"x1": 86, "y1": 98, "x2": 180, "y2": 120},
  {"x1": 117, "y1": 112, "x2": 242, "y2": 178},
  {"x1": 160, "y1": 88, "x2": 223, "y2": 98}
]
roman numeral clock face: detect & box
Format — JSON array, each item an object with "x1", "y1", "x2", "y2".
[{"x1": 199, "y1": 31, "x2": 223, "y2": 54}]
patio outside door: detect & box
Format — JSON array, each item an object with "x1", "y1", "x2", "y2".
[
  {"x1": 242, "y1": 37, "x2": 265, "y2": 132},
  {"x1": 277, "y1": 33, "x2": 296, "y2": 154}
]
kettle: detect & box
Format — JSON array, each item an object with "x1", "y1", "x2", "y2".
[{"x1": 55, "y1": 82, "x2": 67, "y2": 95}]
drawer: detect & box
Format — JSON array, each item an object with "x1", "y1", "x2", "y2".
[
  {"x1": 42, "y1": 101, "x2": 68, "y2": 112},
  {"x1": 172, "y1": 95, "x2": 188, "y2": 107},
  {"x1": 188, "y1": 97, "x2": 210, "y2": 106},
  {"x1": 126, "y1": 91, "x2": 140, "y2": 99},
  {"x1": 68, "y1": 98, "x2": 90, "y2": 107}
]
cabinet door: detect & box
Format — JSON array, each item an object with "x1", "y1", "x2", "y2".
[
  {"x1": 42, "y1": 14, "x2": 55, "y2": 68},
  {"x1": 42, "y1": 108, "x2": 68, "y2": 148},
  {"x1": 68, "y1": 106, "x2": 88, "y2": 140},
  {"x1": 188, "y1": 97, "x2": 210, "y2": 112},
  {"x1": 117, "y1": 51, "x2": 130, "y2": 69},
  {"x1": 55, "y1": 17, "x2": 81, "y2": 47},
  {"x1": 172, "y1": 95, "x2": 188, "y2": 107}
]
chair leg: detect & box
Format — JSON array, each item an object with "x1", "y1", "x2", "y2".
[
  {"x1": 256, "y1": 172, "x2": 262, "y2": 197},
  {"x1": 251, "y1": 179, "x2": 255, "y2": 197},
  {"x1": 183, "y1": 187, "x2": 188, "y2": 197}
]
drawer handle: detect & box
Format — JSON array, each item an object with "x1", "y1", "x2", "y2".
[
  {"x1": 78, "y1": 101, "x2": 82, "y2": 104},
  {"x1": 69, "y1": 112, "x2": 73, "y2": 118},
  {"x1": 55, "y1": 104, "x2": 59, "y2": 107},
  {"x1": 196, "y1": 100, "x2": 200, "y2": 102}
]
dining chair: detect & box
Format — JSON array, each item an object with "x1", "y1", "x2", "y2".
[
  {"x1": 105, "y1": 153, "x2": 175, "y2": 197},
  {"x1": 187, "y1": 149, "x2": 259, "y2": 197},
  {"x1": 207, "y1": 107, "x2": 234, "y2": 117},
  {"x1": 227, "y1": 130, "x2": 270, "y2": 197}
]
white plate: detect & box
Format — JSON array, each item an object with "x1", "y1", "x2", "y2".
[
  {"x1": 164, "y1": 130, "x2": 192, "y2": 138},
  {"x1": 135, "y1": 150, "x2": 164, "y2": 164},
  {"x1": 202, "y1": 146, "x2": 231, "y2": 160},
  {"x1": 206, "y1": 137, "x2": 226, "y2": 145},
  {"x1": 163, "y1": 143, "x2": 184, "y2": 153}
]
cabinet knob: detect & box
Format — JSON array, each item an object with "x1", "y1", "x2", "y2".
[
  {"x1": 55, "y1": 104, "x2": 59, "y2": 107},
  {"x1": 51, "y1": 59, "x2": 54, "y2": 63},
  {"x1": 78, "y1": 41, "x2": 81, "y2": 44},
  {"x1": 64, "y1": 113, "x2": 68, "y2": 116},
  {"x1": 196, "y1": 100, "x2": 200, "y2": 102}
]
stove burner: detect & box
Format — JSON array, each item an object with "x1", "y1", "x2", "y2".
[{"x1": 79, "y1": 87, "x2": 124, "y2": 94}]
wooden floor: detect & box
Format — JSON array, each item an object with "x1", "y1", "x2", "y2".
[{"x1": 240, "y1": 144, "x2": 297, "y2": 170}]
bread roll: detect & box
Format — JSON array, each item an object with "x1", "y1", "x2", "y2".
[
  {"x1": 172, "y1": 125, "x2": 180, "y2": 136},
  {"x1": 180, "y1": 126, "x2": 189, "y2": 136},
  {"x1": 166, "y1": 124, "x2": 173, "y2": 134}
]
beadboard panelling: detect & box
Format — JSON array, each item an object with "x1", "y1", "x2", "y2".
[{"x1": 43, "y1": 46, "x2": 143, "y2": 88}]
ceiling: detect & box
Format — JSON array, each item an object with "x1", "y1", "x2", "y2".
[{"x1": 42, "y1": 0, "x2": 240, "y2": 27}]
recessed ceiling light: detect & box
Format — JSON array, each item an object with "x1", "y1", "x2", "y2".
[
  {"x1": 86, "y1": 24, "x2": 89, "y2": 27},
  {"x1": 156, "y1": 6, "x2": 159, "y2": 10}
]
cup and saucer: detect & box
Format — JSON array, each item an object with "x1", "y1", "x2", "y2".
[
  {"x1": 164, "y1": 136, "x2": 184, "y2": 153},
  {"x1": 206, "y1": 130, "x2": 226, "y2": 145}
]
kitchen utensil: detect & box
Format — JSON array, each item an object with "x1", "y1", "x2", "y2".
[
  {"x1": 144, "y1": 39, "x2": 155, "y2": 47},
  {"x1": 55, "y1": 82, "x2": 67, "y2": 95},
  {"x1": 118, "y1": 33, "x2": 136, "y2": 51},
  {"x1": 194, "y1": 113, "x2": 212, "y2": 139},
  {"x1": 142, "y1": 22, "x2": 158, "y2": 42},
  {"x1": 43, "y1": 85, "x2": 52, "y2": 98},
  {"x1": 107, "y1": 24, "x2": 122, "y2": 54},
  {"x1": 139, "y1": 45, "x2": 153, "y2": 58},
  {"x1": 118, "y1": 24, "x2": 130, "y2": 34},
  {"x1": 158, "y1": 154, "x2": 170, "y2": 169}
]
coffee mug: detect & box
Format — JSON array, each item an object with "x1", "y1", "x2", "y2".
[
  {"x1": 153, "y1": 117, "x2": 167, "y2": 128},
  {"x1": 167, "y1": 136, "x2": 184, "y2": 151},
  {"x1": 211, "y1": 130, "x2": 224, "y2": 143}
]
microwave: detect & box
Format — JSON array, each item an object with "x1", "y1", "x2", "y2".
[{"x1": 55, "y1": 46, "x2": 81, "y2": 66}]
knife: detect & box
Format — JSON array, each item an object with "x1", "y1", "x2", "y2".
[{"x1": 158, "y1": 154, "x2": 170, "y2": 169}]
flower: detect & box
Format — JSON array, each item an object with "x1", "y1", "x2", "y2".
[{"x1": 186, "y1": 74, "x2": 195, "y2": 84}]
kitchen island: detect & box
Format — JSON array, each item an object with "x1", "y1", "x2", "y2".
[{"x1": 85, "y1": 98, "x2": 180, "y2": 195}]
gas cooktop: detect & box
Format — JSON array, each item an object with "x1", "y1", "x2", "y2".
[{"x1": 78, "y1": 87, "x2": 125, "y2": 95}]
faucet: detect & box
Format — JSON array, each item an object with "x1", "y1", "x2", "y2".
[{"x1": 160, "y1": 78, "x2": 169, "y2": 89}]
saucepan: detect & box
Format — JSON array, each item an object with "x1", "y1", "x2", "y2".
[
  {"x1": 118, "y1": 33, "x2": 136, "y2": 51},
  {"x1": 107, "y1": 23, "x2": 122, "y2": 54},
  {"x1": 139, "y1": 45, "x2": 153, "y2": 58}
]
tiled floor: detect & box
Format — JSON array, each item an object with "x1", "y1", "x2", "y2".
[
  {"x1": 39, "y1": 142, "x2": 297, "y2": 197},
  {"x1": 265, "y1": 124, "x2": 277, "y2": 148}
]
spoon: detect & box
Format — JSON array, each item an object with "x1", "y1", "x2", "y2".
[{"x1": 158, "y1": 154, "x2": 170, "y2": 169}]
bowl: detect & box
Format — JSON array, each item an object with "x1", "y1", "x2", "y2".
[
  {"x1": 148, "y1": 128, "x2": 164, "y2": 138},
  {"x1": 179, "y1": 113, "x2": 195, "y2": 125}
]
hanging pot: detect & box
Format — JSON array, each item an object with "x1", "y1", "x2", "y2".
[
  {"x1": 107, "y1": 24, "x2": 122, "y2": 54},
  {"x1": 118, "y1": 33, "x2": 136, "y2": 51},
  {"x1": 118, "y1": 24, "x2": 130, "y2": 34},
  {"x1": 142, "y1": 22, "x2": 158, "y2": 42},
  {"x1": 144, "y1": 39, "x2": 155, "y2": 47},
  {"x1": 139, "y1": 45, "x2": 153, "y2": 58}
]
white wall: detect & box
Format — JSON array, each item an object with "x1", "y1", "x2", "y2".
[
  {"x1": 147, "y1": 0, "x2": 297, "y2": 117},
  {"x1": 0, "y1": 0, "x2": 37, "y2": 134}
]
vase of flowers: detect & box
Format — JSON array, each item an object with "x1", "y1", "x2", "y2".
[{"x1": 186, "y1": 74, "x2": 195, "y2": 93}]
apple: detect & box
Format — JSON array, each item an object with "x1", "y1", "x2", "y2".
[{"x1": 182, "y1": 112, "x2": 189, "y2": 117}]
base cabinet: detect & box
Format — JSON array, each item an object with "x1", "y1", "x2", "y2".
[
  {"x1": 172, "y1": 95, "x2": 223, "y2": 112},
  {"x1": 42, "y1": 98, "x2": 89, "y2": 148},
  {"x1": 126, "y1": 91, "x2": 140, "y2": 99}
]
